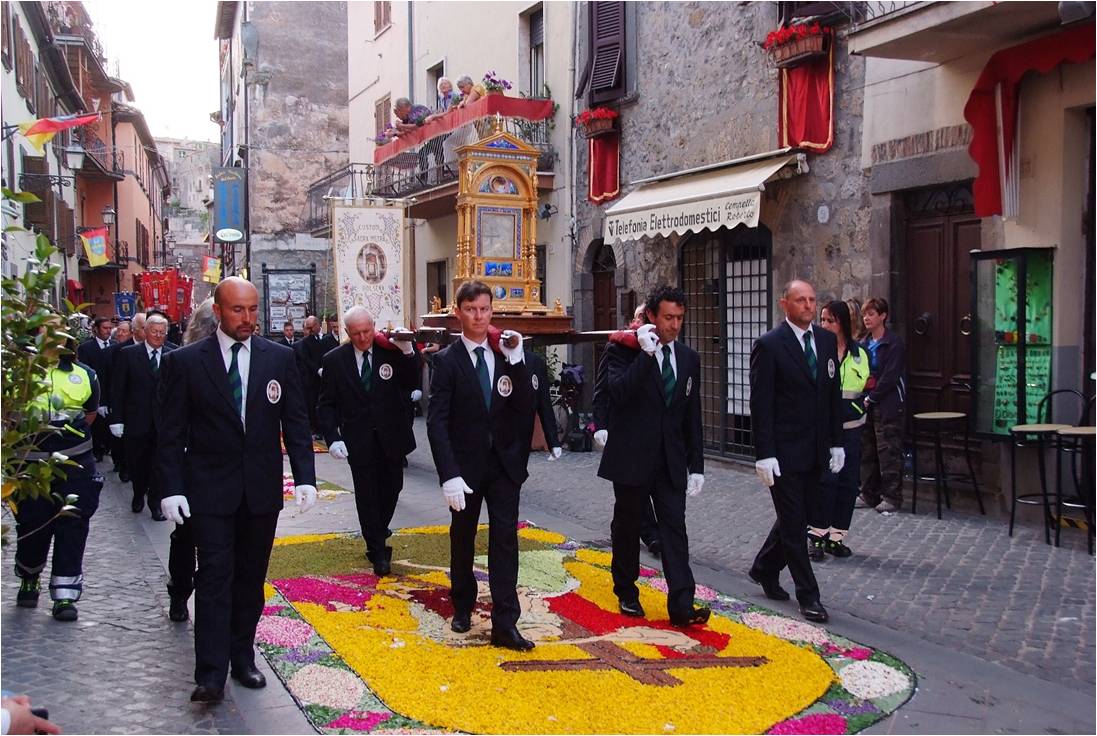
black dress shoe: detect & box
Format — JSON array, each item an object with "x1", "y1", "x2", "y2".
[
  {"x1": 230, "y1": 664, "x2": 267, "y2": 689},
  {"x1": 799, "y1": 601, "x2": 829, "y2": 623},
  {"x1": 669, "y1": 605, "x2": 711, "y2": 627},
  {"x1": 825, "y1": 539, "x2": 853, "y2": 558},
  {"x1": 169, "y1": 596, "x2": 189, "y2": 622},
  {"x1": 131, "y1": 497, "x2": 144, "y2": 513},
  {"x1": 190, "y1": 685, "x2": 224, "y2": 703},
  {"x1": 618, "y1": 599, "x2": 645, "y2": 618},
  {"x1": 451, "y1": 611, "x2": 471, "y2": 633},
  {"x1": 373, "y1": 559, "x2": 392, "y2": 576},
  {"x1": 490, "y1": 627, "x2": 535, "y2": 651},
  {"x1": 808, "y1": 535, "x2": 826, "y2": 562},
  {"x1": 748, "y1": 570, "x2": 790, "y2": 601},
  {"x1": 150, "y1": 508, "x2": 167, "y2": 522}
]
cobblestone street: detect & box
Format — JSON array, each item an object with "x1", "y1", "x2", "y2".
[{"x1": 2, "y1": 418, "x2": 1093, "y2": 734}]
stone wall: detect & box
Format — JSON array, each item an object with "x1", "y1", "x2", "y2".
[{"x1": 247, "y1": 1, "x2": 349, "y2": 236}]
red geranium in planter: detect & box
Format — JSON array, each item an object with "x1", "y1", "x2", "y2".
[
  {"x1": 575, "y1": 107, "x2": 619, "y2": 138},
  {"x1": 764, "y1": 22, "x2": 829, "y2": 68}
]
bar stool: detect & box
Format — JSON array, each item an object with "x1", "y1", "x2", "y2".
[
  {"x1": 1055, "y1": 424, "x2": 1095, "y2": 553},
  {"x1": 1008, "y1": 389, "x2": 1085, "y2": 544},
  {"x1": 911, "y1": 411, "x2": 984, "y2": 519}
]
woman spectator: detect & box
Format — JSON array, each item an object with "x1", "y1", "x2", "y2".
[
  {"x1": 455, "y1": 75, "x2": 486, "y2": 108},
  {"x1": 436, "y1": 77, "x2": 461, "y2": 112},
  {"x1": 855, "y1": 297, "x2": 907, "y2": 513},
  {"x1": 808, "y1": 301, "x2": 871, "y2": 560},
  {"x1": 846, "y1": 297, "x2": 866, "y2": 343}
]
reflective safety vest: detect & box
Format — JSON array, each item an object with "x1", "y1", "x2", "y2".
[
  {"x1": 840, "y1": 345, "x2": 871, "y2": 429},
  {"x1": 30, "y1": 363, "x2": 95, "y2": 455}
]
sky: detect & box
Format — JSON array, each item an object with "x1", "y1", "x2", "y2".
[{"x1": 83, "y1": 0, "x2": 221, "y2": 143}]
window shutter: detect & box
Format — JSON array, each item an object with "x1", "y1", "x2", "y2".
[
  {"x1": 383, "y1": 2, "x2": 391, "y2": 28},
  {"x1": 530, "y1": 10, "x2": 544, "y2": 47},
  {"x1": 58, "y1": 200, "x2": 75, "y2": 255},
  {"x1": 2, "y1": 4, "x2": 11, "y2": 71},
  {"x1": 589, "y1": 1, "x2": 625, "y2": 103}
]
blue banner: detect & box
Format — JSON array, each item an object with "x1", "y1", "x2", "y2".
[
  {"x1": 114, "y1": 292, "x2": 138, "y2": 319},
  {"x1": 213, "y1": 167, "x2": 246, "y2": 243}
]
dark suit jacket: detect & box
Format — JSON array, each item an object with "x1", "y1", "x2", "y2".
[
  {"x1": 597, "y1": 341, "x2": 704, "y2": 491},
  {"x1": 276, "y1": 336, "x2": 297, "y2": 348},
  {"x1": 524, "y1": 351, "x2": 560, "y2": 451},
  {"x1": 319, "y1": 334, "x2": 339, "y2": 354},
  {"x1": 76, "y1": 337, "x2": 109, "y2": 375},
  {"x1": 294, "y1": 334, "x2": 327, "y2": 387},
  {"x1": 427, "y1": 340, "x2": 536, "y2": 489},
  {"x1": 99, "y1": 337, "x2": 134, "y2": 410},
  {"x1": 157, "y1": 333, "x2": 316, "y2": 516},
  {"x1": 111, "y1": 342, "x2": 176, "y2": 436},
  {"x1": 749, "y1": 321, "x2": 842, "y2": 473},
  {"x1": 318, "y1": 342, "x2": 420, "y2": 464}
]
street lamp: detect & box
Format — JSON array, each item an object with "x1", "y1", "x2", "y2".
[
  {"x1": 63, "y1": 145, "x2": 85, "y2": 171},
  {"x1": 100, "y1": 205, "x2": 115, "y2": 225}
]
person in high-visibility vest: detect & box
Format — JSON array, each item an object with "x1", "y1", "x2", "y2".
[
  {"x1": 808, "y1": 301, "x2": 871, "y2": 560},
  {"x1": 13, "y1": 339, "x2": 104, "y2": 621}
]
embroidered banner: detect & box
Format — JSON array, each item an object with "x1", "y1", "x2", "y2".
[{"x1": 331, "y1": 203, "x2": 405, "y2": 328}]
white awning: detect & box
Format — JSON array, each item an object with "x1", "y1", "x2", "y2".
[{"x1": 603, "y1": 153, "x2": 805, "y2": 244}]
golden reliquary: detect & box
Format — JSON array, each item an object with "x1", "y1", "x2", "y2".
[{"x1": 452, "y1": 115, "x2": 546, "y2": 314}]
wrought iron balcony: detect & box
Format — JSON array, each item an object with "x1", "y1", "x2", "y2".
[{"x1": 73, "y1": 127, "x2": 123, "y2": 177}]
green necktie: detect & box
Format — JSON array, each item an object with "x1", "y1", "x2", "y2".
[
  {"x1": 149, "y1": 348, "x2": 159, "y2": 374},
  {"x1": 475, "y1": 346, "x2": 492, "y2": 408},
  {"x1": 803, "y1": 330, "x2": 817, "y2": 378},
  {"x1": 228, "y1": 342, "x2": 243, "y2": 416},
  {"x1": 361, "y1": 350, "x2": 372, "y2": 392},
  {"x1": 661, "y1": 345, "x2": 676, "y2": 407}
]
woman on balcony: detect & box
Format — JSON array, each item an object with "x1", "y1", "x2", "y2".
[
  {"x1": 455, "y1": 75, "x2": 486, "y2": 108},
  {"x1": 437, "y1": 78, "x2": 462, "y2": 112}
]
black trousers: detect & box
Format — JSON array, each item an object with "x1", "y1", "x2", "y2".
[
  {"x1": 449, "y1": 454, "x2": 521, "y2": 629},
  {"x1": 110, "y1": 432, "x2": 127, "y2": 470},
  {"x1": 810, "y1": 427, "x2": 863, "y2": 534},
  {"x1": 751, "y1": 468, "x2": 822, "y2": 604},
  {"x1": 91, "y1": 418, "x2": 110, "y2": 458},
  {"x1": 304, "y1": 380, "x2": 321, "y2": 435},
  {"x1": 167, "y1": 519, "x2": 197, "y2": 599},
  {"x1": 190, "y1": 497, "x2": 279, "y2": 689},
  {"x1": 640, "y1": 500, "x2": 659, "y2": 547},
  {"x1": 349, "y1": 431, "x2": 404, "y2": 563},
  {"x1": 125, "y1": 431, "x2": 160, "y2": 507},
  {"x1": 611, "y1": 460, "x2": 696, "y2": 617}
]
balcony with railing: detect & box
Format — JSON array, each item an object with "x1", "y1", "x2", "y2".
[
  {"x1": 73, "y1": 127, "x2": 124, "y2": 179},
  {"x1": 304, "y1": 96, "x2": 557, "y2": 235}
]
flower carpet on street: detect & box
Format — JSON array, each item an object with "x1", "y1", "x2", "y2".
[
  {"x1": 259, "y1": 524, "x2": 915, "y2": 734},
  {"x1": 282, "y1": 474, "x2": 352, "y2": 502}
]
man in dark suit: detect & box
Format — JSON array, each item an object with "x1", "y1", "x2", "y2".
[
  {"x1": 523, "y1": 350, "x2": 562, "y2": 461},
  {"x1": 320, "y1": 316, "x2": 340, "y2": 353},
  {"x1": 748, "y1": 279, "x2": 844, "y2": 623},
  {"x1": 294, "y1": 315, "x2": 327, "y2": 436},
  {"x1": 276, "y1": 320, "x2": 297, "y2": 347},
  {"x1": 157, "y1": 277, "x2": 317, "y2": 704},
  {"x1": 98, "y1": 320, "x2": 132, "y2": 477},
  {"x1": 427, "y1": 280, "x2": 536, "y2": 651},
  {"x1": 319, "y1": 307, "x2": 420, "y2": 574},
  {"x1": 78, "y1": 317, "x2": 114, "y2": 460},
  {"x1": 597, "y1": 285, "x2": 709, "y2": 627},
  {"x1": 109, "y1": 314, "x2": 175, "y2": 519}
]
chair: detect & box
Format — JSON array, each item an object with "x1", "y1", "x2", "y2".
[
  {"x1": 1054, "y1": 395, "x2": 1095, "y2": 552},
  {"x1": 910, "y1": 381, "x2": 985, "y2": 519},
  {"x1": 1008, "y1": 389, "x2": 1086, "y2": 544}
]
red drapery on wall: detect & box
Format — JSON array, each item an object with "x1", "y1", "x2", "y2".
[
  {"x1": 778, "y1": 34, "x2": 834, "y2": 153},
  {"x1": 587, "y1": 134, "x2": 620, "y2": 204},
  {"x1": 963, "y1": 23, "x2": 1095, "y2": 217}
]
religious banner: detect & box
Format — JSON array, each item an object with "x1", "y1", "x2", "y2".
[
  {"x1": 113, "y1": 292, "x2": 138, "y2": 320},
  {"x1": 331, "y1": 202, "x2": 405, "y2": 328}
]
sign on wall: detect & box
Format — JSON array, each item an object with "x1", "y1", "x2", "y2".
[
  {"x1": 331, "y1": 203, "x2": 405, "y2": 328},
  {"x1": 265, "y1": 270, "x2": 314, "y2": 334},
  {"x1": 212, "y1": 167, "x2": 246, "y2": 243}
]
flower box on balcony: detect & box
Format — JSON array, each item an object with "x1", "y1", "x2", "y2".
[
  {"x1": 764, "y1": 23, "x2": 830, "y2": 68},
  {"x1": 576, "y1": 107, "x2": 619, "y2": 139}
]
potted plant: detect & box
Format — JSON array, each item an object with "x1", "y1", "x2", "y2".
[
  {"x1": 482, "y1": 71, "x2": 512, "y2": 96},
  {"x1": 764, "y1": 22, "x2": 829, "y2": 68},
  {"x1": 575, "y1": 107, "x2": 619, "y2": 138}
]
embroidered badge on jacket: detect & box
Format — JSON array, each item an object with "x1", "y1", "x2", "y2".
[
  {"x1": 378, "y1": 363, "x2": 394, "y2": 381},
  {"x1": 497, "y1": 375, "x2": 513, "y2": 397},
  {"x1": 266, "y1": 379, "x2": 282, "y2": 404}
]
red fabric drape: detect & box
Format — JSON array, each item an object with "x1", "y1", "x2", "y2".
[
  {"x1": 963, "y1": 23, "x2": 1095, "y2": 217},
  {"x1": 778, "y1": 34, "x2": 834, "y2": 153},
  {"x1": 373, "y1": 96, "x2": 555, "y2": 164},
  {"x1": 588, "y1": 133, "x2": 620, "y2": 204}
]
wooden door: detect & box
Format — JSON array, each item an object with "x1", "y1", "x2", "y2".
[
  {"x1": 591, "y1": 242, "x2": 617, "y2": 373},
  {"x1": 903, "y1": 184, "x2": 980, "y2": 416}
]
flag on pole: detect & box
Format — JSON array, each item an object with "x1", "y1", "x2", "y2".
[
  {"x1": 202, "y1": 255, "x2": 222, "y2": 284},
  {"x1": 79, "y1": 227, "x2": 110, "y2": 267},
  {"x1": 18, "y1": 113, "x2": 100, "y2": 153}
]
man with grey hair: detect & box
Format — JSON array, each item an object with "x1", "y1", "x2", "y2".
[
  {"x1": 110, "y1": 313, "x2": 176, "y2": 519},
  {"x1": 318, "y1": 307, "x2": 421, "y2": 575},
  {"x1": 131, "y1": 312, "x2": 147, "y2": 345}
]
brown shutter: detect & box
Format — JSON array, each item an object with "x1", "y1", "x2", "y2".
[
  {"x1": 383, "y1": 2, "x2": 391, "y2": 28},
  {"x1": 2, "y1": 4, "x2": 11, "y2": 71},
  {"x1": 20, "y1": 156, "x2": 50, "y2": 233},
  {"x1": 374, "y1": 1, "x2": 382, "y2": 31},
  {"x1": 375, "y1": 94, "x2": 391, "y2": 138},
  {"x1": 14, "y1": 20, "x2": 27, "y2": 98},
  {"x1": 589, "y1": 2, "x2": 625, "y2": 104},
  {"x1": 57, "y1": 200, "x2": 75, "y2": 255}
]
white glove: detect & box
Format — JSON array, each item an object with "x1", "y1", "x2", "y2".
[
  {"x1": 755, "y1": 457, "x2": 781, "y2": 488},
  {"x1": 548, "y1": 446, "x2": 562, "y2": 461},
  {"x1": 410, "y1": 389, "x2": 423, "y2": 402},
  {"x1": 294, "y1": 483, "x2": 317, "y2": 513},
  {"x1": 593, "y1": 429, "x2": 608, "y2": 449},
  {"x1": 442, "y1": 476, "x2": 475, "y2": 512},
  {"x1": 394, "y1": 328, "x2": 415, "y2": 355},
  {"x1": 161, "y1": 495, "x2": 191, "y2": 525},
  {"x1": 636, "y1": 324, "x2": 659, "y2": 355},
  {"x1": 829, "y1": 447, "x2": 846, "y2": 474},
  {"x1": 328, "y1": 440, "x2": 349, "y2": 460},
  {"x1": 317, "y1": 367, "x2": 323, "y2": 377},
  {"x1": 97, "y1": 406, "x2": 109, "y2": 418},
  {"x1": 499, "y1": 330, "x2": 525, "y2": 364},
  {"x1": 687, "y1": 473, "x2": 705, "y2": 497},
  {"x1": 109, "y1": 423, "x2": 124, "y2": 438}
]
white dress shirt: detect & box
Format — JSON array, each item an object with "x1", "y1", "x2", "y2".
[
  {"x1": 145, "y1": 342, "x2": 162, "y2": 370},
  {"x1": 653, "y1": 339, "x2": 678, "y2": 379},
  {"x1": 354, "y1": 345, "x2": 372, "y2": 376},
  {"x1": 215, "y1": 328, "x2": 251, "y2": 427},
  {"x1": 786, "y1": 317, "x2": 816, "y2": 355},
  {"x1": 460, "y1": 333, "x2": 494, "y2": 386},
  {"x1": 97, "y1": 337, "x2": 109, "y2": 350}
]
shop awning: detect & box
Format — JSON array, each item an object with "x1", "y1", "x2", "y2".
[{"x1": 603, "y1": 152, "x2": 805, "y2": 244}]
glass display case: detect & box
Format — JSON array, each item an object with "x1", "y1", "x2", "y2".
[{"x1": 971, "y1": 247, "x2": 1054, "y2": 436}]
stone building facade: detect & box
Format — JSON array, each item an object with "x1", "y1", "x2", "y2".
[
  {"x1": 214, "y1": 1, "x2": 349, "y2": 334},
  {"x1": 571, "y1": 2, "x2": 872, "y2": 460}
]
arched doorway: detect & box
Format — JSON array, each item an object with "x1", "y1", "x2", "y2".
[{"x1": 680, "y1": 224, "x2": 772, "y2": 459}]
